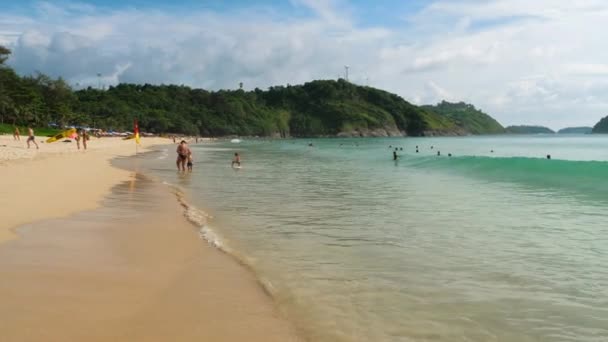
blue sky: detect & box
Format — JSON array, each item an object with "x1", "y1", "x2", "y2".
[
  {"x1": 1, "y1": 0, "x2": 428, "y2": 27},
  {"x1": 2, "y1": 0, "x2": 608, "y2": 128}
]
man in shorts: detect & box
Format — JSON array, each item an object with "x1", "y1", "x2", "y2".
[
  {"x1": 27, "y1": 127, "x2": 39, "y2": 149},
  {"x1": 176, "y1": 140, "x2": 190, "y2": 171}
]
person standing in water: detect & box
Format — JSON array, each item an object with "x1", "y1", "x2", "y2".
[
  {"x1": 13, "y1": 127, "x2": 20, "y2": 141},
  {"x1": 176, "y1": 140, "x2": 190, "y2": 171},
  {"x1": 232, "y1": 152, "x2": 241, "y2": 167},
  {"x1": 393, "y1": 148, "x2": 398, "y2": 161},
  {"x1": 187, "y1": 153, "x2": 193, "y2": 171},
  {"x1": 26, "y1": 127, "x2": 39, "y2": 149}
]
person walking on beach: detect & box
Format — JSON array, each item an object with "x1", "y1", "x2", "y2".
[
  {"x1": 176, "y1": 140, "x2": 190, "y2": 171},
  {"x1": 81, "y1": 130, "x2": 88, "y2": 150},
  {"x1": 13, "y1": 127, "x2": 20, "y2": 141},
  {"x1": 232, "y1": 152, "x2": 241, "y2": 167},
  {"x1": 26, "y1": 127, "x2": 39, "y2": 149}
]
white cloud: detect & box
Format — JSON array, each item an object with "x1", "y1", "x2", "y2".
[
  {"x1": 2, "y1": 0, "x2": 608, "y2": 129},
  {"x1": 425, "y1": 81, "x2": 458, "y2": 103},
  {"x1": 565, "y1": 63, "x2": 608, "y2": 76}
]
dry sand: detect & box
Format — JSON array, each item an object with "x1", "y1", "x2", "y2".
[{"x1": 0, "y1": 134, "x2": 301, "y2": 341}]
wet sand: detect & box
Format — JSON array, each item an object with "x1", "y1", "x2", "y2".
[
  {"x1": 0, "y1": 174, "x2": 301, "y2": 341},
  {"x1": 0, "y1": 135, "x2": 172, "y2": 242}
]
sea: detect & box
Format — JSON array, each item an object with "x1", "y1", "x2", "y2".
[{"x1": 133, "y1": 135, "x2": 608, "y2": 341}]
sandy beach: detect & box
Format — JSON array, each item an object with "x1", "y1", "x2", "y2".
[
  {"x1": 0, "y1": 135, "x2": 300, "y2": 341},
  {"x1": 0, "y1": 134, "x2": 169, "y2": 242}
]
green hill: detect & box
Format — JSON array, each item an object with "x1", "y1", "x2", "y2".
[
  {"x1": 592, "y1": 116, "x2": 608, "y2": 133},
  {"x1": 505, "y1": 125, "x2": 555, "y2": 134},
  {"x1": 0, "y1": 44, "x2": 501, "y2": 137},
  {"x1": 70, "y1": 80, "x2": 463, "y2": 137},
  {"x1": 557, "y1": 127, "x2": 592, "y2": 134},
  {"x1": 422, "y1": 101, "x2": 504, "y2": 134}
]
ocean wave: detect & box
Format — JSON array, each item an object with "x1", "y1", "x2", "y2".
[
  {"x1": 157, "y1": 149, "x2": 169, "y2": 160},
  {"x1": 170, "y1": 186, "x2": 226, "y2": 250},
  {"x1": 159, "y1": 179, "x2": 281, "y2": 304},
  {"x1": 405, "y1": 155, "x2": 608, "y2": 197}
]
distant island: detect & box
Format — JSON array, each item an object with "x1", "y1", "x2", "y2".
[
  {"x1": 558, "y1": 127, "x2": 592, "y2": 134},
  {"x1": 592, "y1": 116, "x2": 608, "y2": 134},
  {"x1": 505, "y1": 125, "x2": 555, "y2": 134}
]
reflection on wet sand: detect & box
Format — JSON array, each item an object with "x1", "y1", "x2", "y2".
[{"x1": 0, "y1": 173, "x2": 300, "y2": 341}]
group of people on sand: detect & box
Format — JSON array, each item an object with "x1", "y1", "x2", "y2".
[
  {"x1": 13, "y1": 126, "x2": 90, "y2": 150},
  {"x1": 13, "y1": 126, "x2": 39, "y2": 149},
  {"x1": 75, "y1": 130, "x2": 89, "y2": 150},
  {"x1": 175, "y1": 140, "x2": 241, "y2": 172}
]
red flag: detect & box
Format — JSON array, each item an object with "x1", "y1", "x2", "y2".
[{"x1": 134, "y1": 119, "x2": 140, "y2": 144}]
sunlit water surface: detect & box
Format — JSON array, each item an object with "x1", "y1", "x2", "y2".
[{"x1": 140, "y1": 135, "x2": 608, "y2": 341}]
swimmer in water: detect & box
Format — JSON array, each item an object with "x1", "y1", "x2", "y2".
[
  {"x1": 232, "y1": 152, "x2": 241, "y2": 167},
  {"x1": 546, "y1": 154, "x2": 551, "y2": 159},
  {"x1": 437, "y1": 151, "x2": 441, "y2": 156}
]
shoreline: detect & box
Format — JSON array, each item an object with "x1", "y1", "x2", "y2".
[
  {"x1": 0, "y1": 141, "x2": 302, "y2": 341},
  {"x1": 0, "y1": 134, "x2": 172, "y2": 243}
]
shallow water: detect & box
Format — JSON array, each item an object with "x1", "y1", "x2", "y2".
[{"x1": 141, "y1": 135, "x2": 608, "y2": 341}]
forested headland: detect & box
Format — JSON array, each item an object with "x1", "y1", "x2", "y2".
[
  {"x1": 505, "y1": 125, "x2": 555, "y2": 134},
  {"x1": 1, "y1": 45, "x2": 506, "y2": 137},
  {"x1": 592, "y1": 116, "x2": 608, "y2": 134}
]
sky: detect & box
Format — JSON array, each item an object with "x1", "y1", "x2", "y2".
[{"x1": 1, "y1": 0, "x2": 608, "y2": 129}]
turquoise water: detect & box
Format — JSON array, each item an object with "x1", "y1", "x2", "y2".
[{"x1": 143, "y1": 135, "x2": 608, "y2": 341}]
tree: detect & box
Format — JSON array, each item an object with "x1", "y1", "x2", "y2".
[
  {"x1": 0, "y1": 48, "x2": 504, "y2": 137},
  {"x1": 0, "y1": 45, "x2": 10, "y2": 65}
]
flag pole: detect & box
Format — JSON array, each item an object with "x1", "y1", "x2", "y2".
[{"x1": 134, "y1": 118, "x2": 140, "y2": 155}]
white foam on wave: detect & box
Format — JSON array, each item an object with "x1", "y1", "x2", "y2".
[
  {"x1": 157, "y1": 149, "x2": 169, "y2": 160},
  {"x1": 183, "y1": 205, "x2": 225, "y2": 250},
  {"x1": 161, "y1": 181, "x2": 228, "y2": 251},
  {"x1": 158, "y1": 178, "x2": 282, "y2": 310}
]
